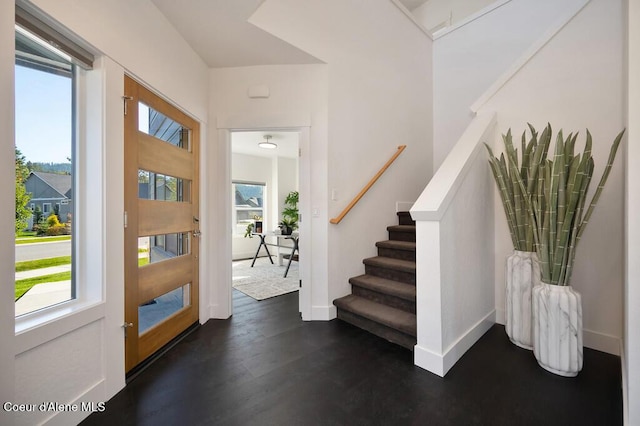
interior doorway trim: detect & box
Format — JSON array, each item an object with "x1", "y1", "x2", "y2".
[{"x1": 217, "y1": 114, "x2": 312, "y2": 320}]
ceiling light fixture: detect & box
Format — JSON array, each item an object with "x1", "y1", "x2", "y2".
[{"x1": 258, "y1": 135, "x2": 277, "y2": 149}]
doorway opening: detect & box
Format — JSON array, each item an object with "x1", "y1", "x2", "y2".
[{"x1": 230, "y1": 131, "x2": 301, "y2": 308}]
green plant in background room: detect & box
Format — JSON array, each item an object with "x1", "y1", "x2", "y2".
[
  {"x1": 279, "y1": 191, "x2": 298, "y2": 235},
  {"x1": 485, "y1": 123, "x2": 551, "y2": 350},
  {"x1": 511, "y1": 127, "x2": 624, "y2": 377}
]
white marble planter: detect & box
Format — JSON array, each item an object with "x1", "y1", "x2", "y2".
[
  {"x1": 532, "y1": 282, "x2": 583, "y2": 377},
  {"x1": 505, "y1": 250, "x2": 539, "y2": 350}
]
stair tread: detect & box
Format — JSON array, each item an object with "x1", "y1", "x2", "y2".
[
  {"x1": 363, "y1": 256, "x2": 416, "y2": 273},
  {"x1": 387, "y1": 225, "x2": 416, "y2": 232},
  {"x1": 375, "y1": 240, "x2": 416, "y2": 251},
  {"x1": 334, "y1": 295, "x2": 416, "y2": 336},
  {"x1": 349, "y1": 274, "x2": 416, "y2": 301}
]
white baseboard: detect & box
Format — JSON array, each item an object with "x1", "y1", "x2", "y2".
[
  {"x1": 207, "y1": 303, "x2": 231, "y2": 320},
  {"x1": 44, "y1": 380, "x2": 105, "y2": 426},
  {"x1": 583, "y1": 329, "x2": 621, "y2": 356},
  {"x1": 414, "y1": 344, "x2": 447, "y2": 377},
  {"x1": 442, "y1": 310, "x2": 495, "y2": 374},
  {"x1": 414, "y1": 310, "x2": 495, "y2": 377},
  {"x1": 311, "y1": 305, "x2": 336, "y2": 321}
]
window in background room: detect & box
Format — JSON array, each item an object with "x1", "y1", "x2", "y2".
[{"x1": 232, "y1": 182, "x2": 265, "y2": 235}]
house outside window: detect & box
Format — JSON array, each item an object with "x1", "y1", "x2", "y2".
[
  {"x1": 14, "y1": 22, "x2": 76, "y2": 316},
  {"x1": 233, "y1": 182, "x2": 265, "y2": 235}
]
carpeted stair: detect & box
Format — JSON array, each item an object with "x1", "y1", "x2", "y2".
[{"x1": 333, "y1": 212, "x2": 416, "y2": 350}]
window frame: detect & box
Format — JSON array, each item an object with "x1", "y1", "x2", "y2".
[
  {"x1": 14, "y1": 25, "x2": 78, "y2": 320},
  {"x1": 13, "y1": 12, "x2": 101, "y2": 333},
  {"x1": 232, "y1": 181, "x2": 266, "y2": 236}
]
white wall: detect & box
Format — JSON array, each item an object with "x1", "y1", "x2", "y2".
[
  {"x1": 209, "y1": 64, "x2": 329, "y2": 319},
  {"x1": 2, "y1": 1, "x2": 210, "y2": 424},
  {"x1": 412, "y1": 0, "x2": 499, "y2": 32},
  {"x1": 0, "y1": 1, "x2": 16, "y2": 424},
  {"x1": 30, "y1": 0, "x2": 209, "y2": 122},
  {"x1": 250, "y1": 0, "x2": 433, "y2": 314},
  {"x1": 412, "y1": 112, "x2": 496, "y2": 376},
  {"x1": 626, "y1": 0, "x2": 640, "y2": 422},
  {"x1": 483, "y1": 0, "x2": 625, "y2": 355},
  {"x1": 432, "y1": 0, "x2": 587, "y2": 169}
]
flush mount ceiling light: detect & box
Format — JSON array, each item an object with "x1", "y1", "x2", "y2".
[{"x1": 258, "y1": 135, "x2": 277, "y2": 149}]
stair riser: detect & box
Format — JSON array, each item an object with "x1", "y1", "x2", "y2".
[
  {"x1": 377, "y1": 247, "x2": 416, "y2": 262},
  {"x1": 337, "y1": 310, "x2": 416, "y2": 350},
  {"x1": 365, "y1": 264, "x2": 416, "y2": 285},
  {"x1": 388, "y1": 230, "x2": 416, "y2": 242},
  {"x1": 352, "y1": 286, "x2": 415, "y2": 314},
  {"x1": 397, "y1": 214, "x2": 415, "y2": 226}
]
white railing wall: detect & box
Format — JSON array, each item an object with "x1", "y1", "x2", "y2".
[{"x1": 410, "y1": 111, "x2": 497, "y2": 376}]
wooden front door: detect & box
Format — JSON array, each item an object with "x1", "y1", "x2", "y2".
[{"x1": 124, "y1": 76, "x2": 200, "y2": 372}]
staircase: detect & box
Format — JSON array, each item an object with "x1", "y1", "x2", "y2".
[{"x1": 333, "y1": 212, "x2": 416, "y2": 349}]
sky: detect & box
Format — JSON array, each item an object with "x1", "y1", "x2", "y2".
[{"x1": 14, "y1": 65, "x2": 72, "y2": 164}]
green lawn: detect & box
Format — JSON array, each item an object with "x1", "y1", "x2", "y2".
[
  {"x1": 15, "y1": 272, "x2": 71, "y2": 301},
  {"x1": 15, "y1": 235, "x2": 71, "y2": 245},
  {"x1": 15, "y1": 257, "x2": 148, "y2": 301},
  {"x1": 16, "y1": 231, "x2": 37, "y2": 238},
  {"x1": 15, "y1": 257, "x2": 72, "y2": 301},
  {"x1": 15, "y1": 256, "x2": 71, "y2": 272}
]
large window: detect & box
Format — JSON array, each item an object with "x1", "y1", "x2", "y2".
[
  {"x1": 14, "y1": 25, "x2": 76, "y2": 316},
  {"x1": 233, "y1": 182, "x2": 265, "y2": 235}
]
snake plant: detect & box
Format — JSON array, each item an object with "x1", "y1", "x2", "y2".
[
  {"x1": 508, "y1": 128, "x2": 624, "y2": 286},
  {"x1": 485, "y1": 124, "x2": 552, "y2": 252}
]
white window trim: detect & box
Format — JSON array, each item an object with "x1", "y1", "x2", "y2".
[
  {"x1": 232, "y1": 181, "x2": 266, "y2": 236},
  {"x1": 15, "y1": 58, "x2": 104, "y2": 338}
]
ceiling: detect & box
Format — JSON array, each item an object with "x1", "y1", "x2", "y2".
[
  {"x1": 151, "y1": 0, "x2": 321, "y2": 68},
  {"x1": 231, "y1": 131, "x2": 299, "y2": 159},
  {"x1": 399, "y1": 0, "x2": 430, "y2": 11},
  {"x1": 150, "y1": 0, "x2": 432, "y2": 68}
]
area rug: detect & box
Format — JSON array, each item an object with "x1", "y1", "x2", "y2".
[{"x1": 232, "y1": 258, "x2": 299, "y2": 301}]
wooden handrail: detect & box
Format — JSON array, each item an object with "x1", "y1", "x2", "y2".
[{"x1": 330, "y1": 145, "x2": 407, "y2": 224}]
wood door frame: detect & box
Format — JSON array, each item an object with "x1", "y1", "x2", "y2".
[{"x1": 124, "y1": 75, "x2": 200, "y2": 372}]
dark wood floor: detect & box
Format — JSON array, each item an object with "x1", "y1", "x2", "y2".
[{"x1": 82, "y1": 290, "x2": 622, "y2": 426}]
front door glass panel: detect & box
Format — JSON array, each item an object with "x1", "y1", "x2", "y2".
[
  {"x1": 138, "y1": 283, "x2": 191, "y2": 334},
  {"x1": 138, "y1": 170, "x2": 190, "y2": 202},
  {"x1": 138, "y1": 102, "x2": 190, "y2": 150}
]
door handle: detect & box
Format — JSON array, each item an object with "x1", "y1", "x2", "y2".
[{"x1": 122, "y1": 322, "x2": 134, "y2": 338}]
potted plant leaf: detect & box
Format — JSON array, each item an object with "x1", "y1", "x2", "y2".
[
  {"x1": 485, "y1": 123, "x2": 551, "y2": 350},
  {"x1": 279, "y1": 191, "x2": 298, "y2": 235},
  {"x1": 510, "y1": 127, "x2": 624, "y2": 376}
]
